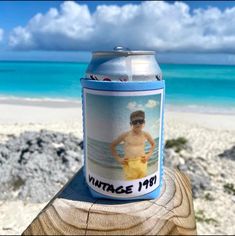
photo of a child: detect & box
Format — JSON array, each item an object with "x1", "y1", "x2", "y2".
[
  {"x1": 111, "y1": 110, "x2": 155, "y2": 180},
  {"x1": 85, "y1": 91, "x2": 161, "y2": 181}
]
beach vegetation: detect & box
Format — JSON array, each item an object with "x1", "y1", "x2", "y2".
[
  {"x1": 12, "y1": 177, "x2": 25, "y2": 191},
  {"x1": 223, "y1": 183, "x2": 235, "y2": 195},
  {"x1": 204, "y1": 193, "x2": 215, "y2": 201},
  {"x1": 165, "y1": 137, "x2": 188, "y2": 153},
  {"x1": 195, "y1": 210, "x2": 218, "y2": 225}
]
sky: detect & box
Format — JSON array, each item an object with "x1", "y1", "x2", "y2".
[
  {"x1": 86, "y1": 91, "x2": 162, "y2": 142},
  {"x1": 1, "y1": 1, "x2": 235, "y2": 64}
]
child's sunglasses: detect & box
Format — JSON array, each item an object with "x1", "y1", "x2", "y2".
[{"x1": 131, "y1": 119, "x2": 145, "y2": 125}]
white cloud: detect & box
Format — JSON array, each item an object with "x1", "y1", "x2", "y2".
[
  {"x1": 127, "y1": 102, "x2": 143, "y2": 111},
  {"x1": 0, "y1": 28, "x2": 4, "y2": 42},
  {"x1": 8, "y1": 1, "x2": 235, "y2": 53},
  {"x1": 145, "y1": 99, "x2": 158, "y2": 108},
  {"x1": 127, "y1": 99, "x2": 159, "y2": 111},
  {"x1": 150, "y1": 119, "x2": 160, "y2": 132}
]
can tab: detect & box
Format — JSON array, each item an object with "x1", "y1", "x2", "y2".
[{"x1": 113, "y1": 46, "x2": 131, "y2": 51}]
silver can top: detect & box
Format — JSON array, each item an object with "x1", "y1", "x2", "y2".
[
  {"x1": 86, "y1": 47, "x2": 162, "y2": 81},
  {"x1": 94, "y1": 46, "x2": 155, "y2": 56}
]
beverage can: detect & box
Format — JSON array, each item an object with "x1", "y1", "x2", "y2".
[
  {"x1": 81, "y1": 47, "x2": 165, "y2": 200},
  {"x1": 86, "y1": 46, "x2": 162, "y2": 81}
]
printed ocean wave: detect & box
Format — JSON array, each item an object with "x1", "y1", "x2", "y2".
[{"x1": 87, "y1": 136, "x2": 159, "y2": 168}]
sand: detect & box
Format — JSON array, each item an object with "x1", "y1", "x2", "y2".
[
  {"x1": 0, "y1": 100, "x2": 235, "y2": 235},
  {"x1": 0, "y1": 101, "x2": 83, "y2": 143}
]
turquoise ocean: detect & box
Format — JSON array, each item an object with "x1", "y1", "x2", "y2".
[{"x1": 0, "y1": 61, "x2": 235, "y2": 114}]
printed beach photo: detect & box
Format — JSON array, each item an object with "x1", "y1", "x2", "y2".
[
  {"x1": 0, "y1": 1, "x2": 235, "y2": 235},
  {"x1": 84, "y1": 90, "x2": 162, "y2": 181}
]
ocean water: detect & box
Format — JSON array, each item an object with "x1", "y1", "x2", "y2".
[
  {"x1": 87, "y1": 137, "x2": 159, "y2": 168},
  {"x1": 0, "y1": 61, "x2": 235, "y2": 113},
  {"x1": 0, "y1": 61, "x2": 87, "y2": 99},
  {"x1": 161, "y1": 64, "x2": 235, "y2": 113}
]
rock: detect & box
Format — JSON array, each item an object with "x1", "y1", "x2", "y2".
[
  {"x1": 164, "y1": 148, "x2": 179, "y2": 168},
  {"x1": 179, "y1": 158, "x2": 212, "y2": 198},
  {"x1": 221, "y1": 173, "x2": 226, "y2": 178},
  {"x1": 232, "y1": 196, "x2": 235, "y2": 203},
  {"x1": 78, "y1": 141, "x2": 84, "y2": 150},
  {"x1": 179, "y1": 157, "x2": 185, "y2": 166},
  {"x1": 179, "y1": 149, "x2": 192, "y2": 159},
  {"x1": 207, "y1": 168, "x2": 219, "y2": 177},
  {"x1": 0, "y1": 130, "x2": 83, "y2": 203},
  {"x1": 218, "y1": 145, "x2": 235, "y2": 161},
  {"x1": 164, "y1": 148, "x2": 212, "y2": 198}
]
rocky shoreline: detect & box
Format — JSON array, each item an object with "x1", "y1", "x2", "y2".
[
  {"x1": 165, "y1": 116, "x2": 235, "y2": 235},
  {"x1": 0, "y1": 107, "x2": 235, "y2": 235}
]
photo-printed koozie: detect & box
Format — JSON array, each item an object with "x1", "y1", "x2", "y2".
[{"x1": 81, "y1": 79, "x2": 165, "y2": 200}]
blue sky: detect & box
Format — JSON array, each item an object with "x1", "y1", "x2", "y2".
[
  {"x1": 86, "y1": 92, "x2": 162, "y2": 142},
  {"x1": 1, "y1": 1, "x2": 235, "y2": 64}
]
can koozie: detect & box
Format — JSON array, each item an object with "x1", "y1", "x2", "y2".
[{"x1": 81, "y1": 79, "x2": 165, "y2": 200}]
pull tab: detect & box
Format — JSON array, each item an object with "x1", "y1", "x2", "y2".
[{"x1": 113, "y1": 46, "x2": 131, "y2": 51}]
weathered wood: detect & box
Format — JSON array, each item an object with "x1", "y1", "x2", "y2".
[{"x1": 22, "y1": 168, "x2": 197, "y2": 235}]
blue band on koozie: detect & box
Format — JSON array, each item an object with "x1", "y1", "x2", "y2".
[{"x1": 80, "y1": 78, "x2": 165, "y2": 91}]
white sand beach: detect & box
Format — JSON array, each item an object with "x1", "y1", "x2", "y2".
[{"x1": 0, "y1": 100, "x2": 235, "y2": 235}]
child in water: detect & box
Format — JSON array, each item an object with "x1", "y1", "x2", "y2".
[{"x1": 111, "y1": 110, "x2": 155, "y2": 180}]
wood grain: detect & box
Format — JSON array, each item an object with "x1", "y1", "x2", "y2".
[{"x1": 22, "y1": 168, "x2": 197, "y2": 235}]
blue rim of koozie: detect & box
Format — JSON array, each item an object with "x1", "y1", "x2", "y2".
[
  {"x1": 80, "y1": 78, "x2": 165, "y2": 200},
  {"x1": 80, "y1": 78, "x2": 165, "y2": 91}
]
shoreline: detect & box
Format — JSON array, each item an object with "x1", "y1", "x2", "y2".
[
  {"x1": 166, "y1": 104, "x2": 235, "y2": 116},
  {"x1": 0, "y1": 99, "x2": 234, "y2": 135},
  {"x1": 0, "y1": 96, "x2": 81, "y2": 108},
  {"x1": 0, "y1": 95, "x2": 235, "y2": 116}
]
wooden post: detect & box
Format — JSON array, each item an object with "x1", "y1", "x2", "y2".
[{"x1": 22, "y1": 168, "x2": 197, "y2": 235}]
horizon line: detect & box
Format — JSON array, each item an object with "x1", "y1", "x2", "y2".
[{"x1": 0, "y1": 59, "x2": 234, "y2": 66}]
